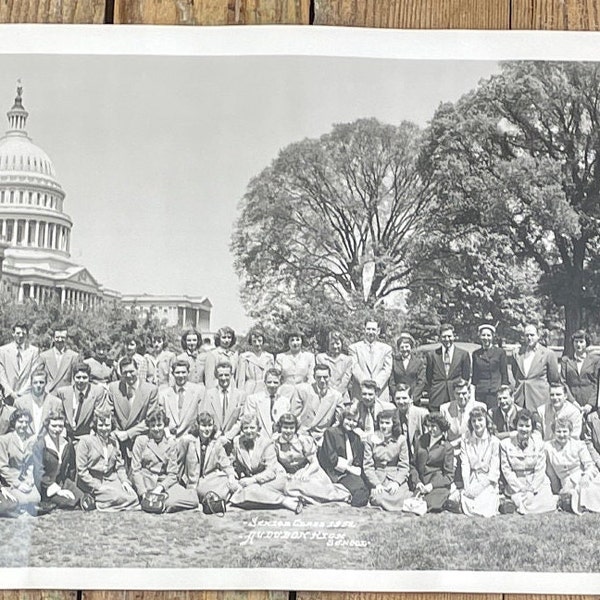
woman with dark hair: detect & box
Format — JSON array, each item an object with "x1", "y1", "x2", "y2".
[
  {"x1": 545, "y1": 417, "x2": 600, "y2": 514},
  {"x1": 472, "y1": 324, "x2": 509, "y2": 410},
  {"x1": 33, "y1": 409, "x2": 82, "y2": 511},
  {"x1": 561, "y1": 329, "x2": 600, "y2": 415},
  {"x1": 500, "y1": 409, "x2": 556, "y2": 515},
  {"x1": 273, "y1": 413, "x2": 350, "y2": 504},
  {"x1": 236, "y1": 329, "x2": 275, "y2": 395},
  {"x1": 409, "y1": 413, "x2": 454, "y2": 513},
  {"x1": 0, "y1": 408, "x2": 40, "y2": 514},
  {"x1": 459, "y1": 406, "x2": 500, "y2": 517},
  {"x1": 177, "y1": 328, "x2": 209, "y2": 386},
  {"x1": 204, "y1": 326, "x2": 239, "y2": 389},
  {"x1": 317, "y1": 404, "x2": 369, "y2": 507},
  {"x1": 363, "y1": 409, "x2": 411, "y2": 511},
  {"x1": 75, "y1": 408, "x2": 139, "y2": 511},
  {"x1": 315, "y1": 331, "x2": 353, "y2": 401},
  {"x1": 229, "y1": 413, "x2": 303, "y2": 512},
  {"x1": 179, "y1": 411, "x2": 237, "y2": 503},
  {"x1": 131, "y1": 408, "x2": 198, "y2": 512},
  {"x1": 389, "y1": 332, "x2": 426, "y2": 405},
  {"x1": 275, "y1": 330, "x2": 316, "y2": 398}
]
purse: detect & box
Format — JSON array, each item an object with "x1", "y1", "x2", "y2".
[
  {"x1": 402, "y1": 493, "x2": 428, "y2": 516},
  {"x1": 141, "y1": 491, "x2": 167, "y2": 514},
  {"x1": 202, "y1": 491, "x2": 227, "y2": 516}
]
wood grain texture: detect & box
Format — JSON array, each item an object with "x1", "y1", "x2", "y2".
[
  {"x1": 83, "y1": 593, "x2": 287, "y2": 600},
  {"x1": 114, "y1": 0, "x2": 310, "y2": 24},
  {"x1": 313, "y1": 0, "x2": 510, "y2": 28},
  {"x1": 511, "y1": 0, "x2": 600, "y2": 29},
  {"x1": 298, "y1": 594, "x2": 502, "y2": 600},
  {"x1": 0, "y1": 594, "x2": 76, "y2": 600},
  {"x1": 0, "y1": 0, "x2": 105, "y2": 22}
]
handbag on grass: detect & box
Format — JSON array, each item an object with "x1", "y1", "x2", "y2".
[
  {"x1": 141, "y1": 491, "x2": 167, "y2": 514},
  {"x1": 402, "y1": 493, "x2": 427, "y2": 516},
  {"x1": 202, "y1": 491, "x2": 227, "y2": 516}
]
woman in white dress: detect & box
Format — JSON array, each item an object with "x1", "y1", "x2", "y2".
[
  {"x1": 545, "y1": 417, "x2": 600, "y2": 514},
  {"x1": 236, "y1": 329, "x2": 275, "y2": 396},
  {"x1": 459, "y1": 406, "x2": 500, "y2": 517},
  {"x1": 275, "y1": 331, "x2": 316, "y2": 398}
]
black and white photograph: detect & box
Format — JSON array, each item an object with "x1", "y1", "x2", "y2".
[{"x1": 1, "y1": 25, "x2": 600, "y2": 592}]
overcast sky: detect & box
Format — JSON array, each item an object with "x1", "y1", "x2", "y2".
[{"x1": 0, "y1": 54, "x2": 499, "y2": 333}]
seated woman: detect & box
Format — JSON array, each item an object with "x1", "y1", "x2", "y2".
[
  {"x1": 500, "y1": 409, "x2": 556, "y2": 515},
  {"x1": 0, "y1": 408, "x2": 40, "y2": 515},
  {"x1": 273, "y1": 413, "x2": 350, "y2": 505},
  {"x1": 33, "y1": 409, "x2": 83, "y2": 512},
  {"x1": 546, "y1": 417, "x2": 600, "y2": 514},
  {"x1": 76, "y1": 408, "x2": 139, "y2": 512},
  {"x1": 131, "y1": 408, "x2": 198, "y2": 513},
  {"x1": 459, "y1": 406, "x2": 500, "y2": 518},
  {"x1": 229, "y1": 413, "x2": 302, "y2": 513},
  {"x1": 179, "y1": 411, "x2": 237, "y2": 504},
  {"x1": 409, "y1": 413, "x2": 454, "y2": 513},
  {"x1": 317, "y1": 404, "x2": 369, "y2": 507},
  {"x1": 363, "y1": 409, "x2": 411, "y2": 512}
]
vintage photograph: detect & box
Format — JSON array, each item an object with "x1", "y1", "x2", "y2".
[{"x1": 0, "y1": 25, "x2": 600, "y2": 592}]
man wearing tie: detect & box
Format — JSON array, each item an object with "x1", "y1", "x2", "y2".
[
  {"x1": 35, "y1": 327, "x2": 81, "y2": 395},
  {"x1": 0, "y1": 323, "x2": 39, "y2": 405},
  {"x1": 392, "y1": 384, "x2": 428, "y2": 462},
  {"x1": 56, "y1": 362, "x2": 108, "y2": 442},
  {"x1": 199, "y1": 362, "x2": 246, "y2": 443},
  {"x1": 425, "y1": 323, "x2": 471, "y2": 410},
  {"x1": 354, "y1": 379, "x2": 393, "y2": 440},
  {"x1": 349, "y1": 319, "x2": 393, "y2": 403},
  {"x1": 159, "y1": 359, "x2": 204, "y2": 438},
  {"x1": 108, "y1": 357, "x2": 159, "y2": 463},
  {"x1": 14, "y1": 368, "x2": 62, "y2": 436}
]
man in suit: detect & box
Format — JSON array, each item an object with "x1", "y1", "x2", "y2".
[
  {"x1": 159, "y1": 359, "x2": 204, "y2": 438},
  {"x1": 199, "y1": 361, "x2": 245, "y2": 443},
  {"x1": 489, "y1": 384, "x2": 528, "y2": 440},
  {"x1": 35, "y1": 327, "x2": 81, "y2": 395},
  {"x1": 389, "y1": 332, "x2": 426, "y2": 404},
  {"x1": 0, "y1": 322, "x2": 39, "y2": 404},
  {"x1": 392, "y1": 383, "x2": 428, "y2": 461},
  {"x1": 291, "y1": 363, "x2": 343, "y2": 445},
  {"x1": 244, "y1": 367, "x2": 292, "y2": 438},
  {"x1": 512, "y1": 324, "x2": 560, "y2": 412},
  {"x1": 15, "y1": 368, "x2": 62, "y2": 436},
  {"x1": 108, "y1": 356, "x2": 159, "y2": 462},
  {"x1": 56, "y1": 361, "x2": 108, "y2": 442},
  {"x1": 0, "y1": 383, "x2": 15, "y2": 435},
  {"x1": 349, "y1": 319, "x2": 393, "y2": 403},
  {"x1": 354, "y1": 379, "x2": 394, "y2": 440},
  {"x1": 537, "y1": 382, "x2": 582, "y2": 441},
  {"x1": 425, "y1": 323, "x2": 471, "y2": 411}
]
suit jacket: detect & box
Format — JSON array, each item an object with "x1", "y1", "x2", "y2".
[
  {"x1": 0, "y1": 341, "x2": 39, "y2": 399},
  {"x1": 32, "y1": 433, "x2": 77, "y2": 499},
  {"x1": 389, "y1": 353, "x2": 426, "y2": 403},
  {"x1": 0, "y1": 430, "x2": 36, "y2": 488},
  {"x1": 36, "y1": 347, "x2": 81, "y2": 395},
  {"x1": 143, "y1": 350, "x2": 176, "y2": 388},
  {"x1": 425, "y1": 346, "x2": 471, "y2": 409},
  {"x1": 489, "y1": 404, "x2": 525, "y2": 437},
  {"x1": 231, "y1": 434, "x2": 283, "y2": 482},
  {"x1": 472, "y1": 346, "x2": 509, "y2": 396},
  {"x1": 56, "y1": 383, "x2": 109, "y2": 441},
  {"x1": 204, "y1": 347, "x2": 239, "y2": 389},
  {"x1": 130, "y1": 434, "x2": 179, "y2": 495},
  {"x1": 159, "y1": 382, "x2": 204, "y2": 438},
  {"x1": 537, "y1": 401, "x2": 583, "y2": 441},
  {"x1": 199, "y1": 386, "x2": 246, "y2": 440},
  {"x1": 584, "y1": 410, "x2": 600, "y2": 469},
  {"x1": 244, "y1": 390, "x2": 291, "y2": 438},
  {"x1": 290, "y1": 385, "x2": 342, "y2": 442},
  {"x1": 75, "y1": 432, "x2": 127, "y2": 493},
  {"x1": 561, "y1": 354, "x2": 600, "y2": 409},
  {"x1": 349, "y1": 340, "x2": 393, "y2": 402},
  {"x1": 0, "y1": 404, "x2": 15, "y2": 436},
  {"x1": 317, "y1": 425, "x2": 364, "y2": 483},
  {"x1": 409, "y1": 433, "x2": 454, "y2": 490},
  {"x1": 108, "y1": 380, "x2": 159, "y2": 442},
  {"x1": 178, "y1": 435, "x2": 234, "y2": 488},
  {"x1": 511, "y1": 345, "x2": 560, "y2": 411},
  {"x1": 15, "y1": 393, "x2": 62, "y2": 436},
  {"x1": 363, "y1": 434, "x2": 410, "y2": 488},
  {"x1": 398, "y1": 405, "x2": 428, "y2": 459}
]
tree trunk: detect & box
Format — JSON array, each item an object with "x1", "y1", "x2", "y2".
[{"x1": 563, "y1": 299, "x2": 583, "y2": 357}]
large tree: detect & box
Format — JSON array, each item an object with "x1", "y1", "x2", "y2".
[
  {"x1": 232, "y1": 118, "x2": 435, "y2": 340},
  {"x1": 421, "y1": 61, "x2": 600, "y2": 350}
]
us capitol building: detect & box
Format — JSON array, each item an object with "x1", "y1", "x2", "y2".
[{"x1": 0, "y1": 84, "x2": 211, "y2": 331}]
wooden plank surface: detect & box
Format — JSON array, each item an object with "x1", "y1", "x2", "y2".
[
  {"x1": 0, "y1": 0, "x2": 105, "y2": 22},
  {"x1": 114, "y1": 0, "x2": 310, "y2": 24},
  {"x1": 313, "y1": 0, "x2": 510, "y2": 28},
  {"x1": 511, "y1": 0, "x2": 600, "y2": 29},
  {"x1": 0, "y1": 594, "x2": 76, "y2": 600},
  {"x1": 84, "y1": 593, "x2": 286, "y2": 600}
]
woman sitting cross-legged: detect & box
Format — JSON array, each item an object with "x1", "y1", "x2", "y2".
[
  {"x1": 229, "y1": 413, "x2": 303, "y2": 513},
  {"x1": 500, "y1": 409, "x2": 556, "y2": 515},
  {"x1": 0, "y1": 408, "x2": 41, "y2": 515},
  {"x1": 545, "y1": 417, "x2": 600, "y2": 514},
  {"x1": 273, "y1": 413, "x2": 350, "y2": 505},
  {"x1": 459, "y1": 406, "x2": 500, "y2": 518},
  {"x1": 131, "y1": 408, "x2": 198, "y2": 513},
  {"x1": 75, "y1": 408, "x2": 139, "y2": 512},
  {"x1": 363, "y1": 409, "x2": 411, "y2": 511},
  {"x1": 408, "y1": 413, "x2": 455, "y2": 513},
  {"x1": 33, "y1": 409, "x2": 83, "y2": 512},
  {"x1": 179, "y1": 411, "x2": 237, "y2": 505}
]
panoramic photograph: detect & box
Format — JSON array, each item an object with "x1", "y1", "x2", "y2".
[{"x1": 0, "y1": 27, "x2": 599, "y2": 593}]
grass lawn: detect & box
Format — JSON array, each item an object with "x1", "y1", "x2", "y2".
[{"x1": 0, "y1": 502, "x2": 597, "y2": 572}]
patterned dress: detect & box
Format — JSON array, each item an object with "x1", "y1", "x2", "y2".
[{"x1": 275, "y1": 351, "x2": 316, "y2": 398}]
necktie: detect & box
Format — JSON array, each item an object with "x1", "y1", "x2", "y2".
[
  {"x1": 127, "y1": 385, "x2": 134, "y2": 400},
  {"x1": 364, "y1": 410, "x2": 375, "y2": 434},
  {"x1": 222, "y1": 390, "x2": 228, "y2": 423},
  {"x1": 16, "y1": 347, "x2": 22, "y2": 372},
  {"x1": 178, "y1": 387, "x2": 185, "y2": 413},
  {"x1": 443, "y1": 349, "x2": 451, "y2": 375},
  {"x1": 199, "y1": 442, "x2": 206, "y2": 478},
  {"x1": 74, "y1": 391, "x2": 84, "y2": 424}
]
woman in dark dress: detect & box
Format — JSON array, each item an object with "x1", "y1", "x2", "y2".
[{"x1": 472, "y1": 323, "x2": 509, "y2": 410}]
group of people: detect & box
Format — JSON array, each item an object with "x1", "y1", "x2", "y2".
[{"x1": 0, "y1": 318, "x2": 600, "y2": 519}]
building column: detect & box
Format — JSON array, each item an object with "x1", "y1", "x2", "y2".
[
  {"x1": 17, "y1": 284, "x2": 23, "y2": 303},
  {"x1": 24, "y1": 221, "x2": 30, "y2": 247},
  {"x1": 34, "y1": 221, "x2": 40, "y2": 247},
  {"x1": 60, "y1": 287, "x2": 66, "y2": 304},
  {"x1": 29, "y1": 284, "x2": 35, "y2": 300},
  {"x1": 11, "y1": 222, "x2": 17, "y2": 245},
  {"x1": 1, "y1": 219, "x2": 5, "y2": 240}
]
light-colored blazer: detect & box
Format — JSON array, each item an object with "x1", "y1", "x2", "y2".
[
  {"x1": 0, "y1": 342, "x2": 39, "y2": 398},
  {"x1": 244, "y1": 391, "x2": 292, "y2": 438},
  {"x1": 178, "y1": 435, "x2": 234, "y2": 488},
  {"x1": 15, "y1": 393, "x2": 62, "y2": 436},
  {"x1": 36, "y1": 347, "x2": 82, "y2": 395},
  {"x1": 108, "y1": 380, "x2": 159, "y2": 442},
  {"x1": 512, "y1": 345, "x2": 560, "y2": 411},
  {"x1": 349, "y1": 340, "x2": 393, "y2": 402},
  {"x1": 130, "y1": 434, "x2": 178, "y2": 495},
  {"x1": 159, "y1": 382, "x2": 204, "y2": 438},
  {"x1": 199, "y1": 386, "x2": 246, "y2": 440},
  {"x1": 290, "y1": 385, "x2": 341, "y2": 442}
]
